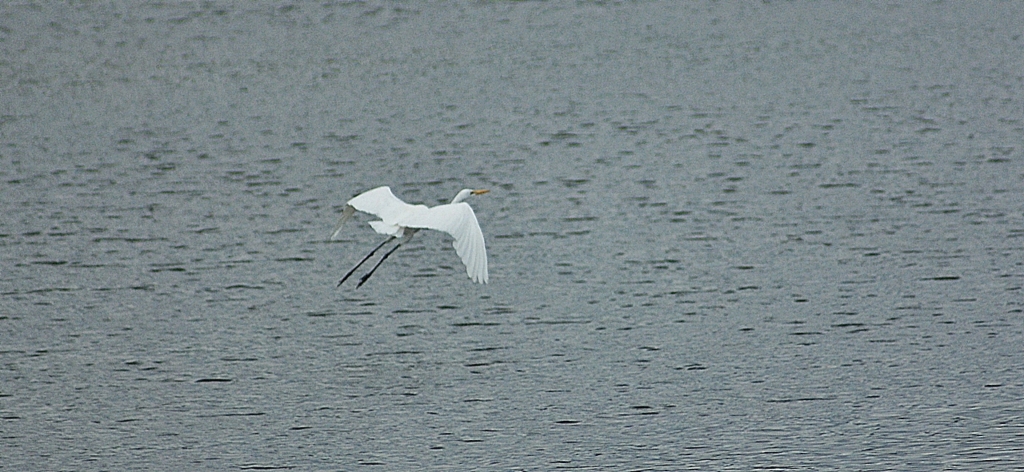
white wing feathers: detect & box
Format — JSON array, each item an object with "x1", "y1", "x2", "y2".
[
  {"x1": 331, "y1": 186, "x2": 424, "y2": 239},
  {"x1": 348, "y1": 186, "x2": 423, "y2": 224},
  {"x1": 332, "y1": 186, "x2": 488, "y2": 284},
  {"x1": 400, "y1": 203, "x2": 488, "y2": 284}
]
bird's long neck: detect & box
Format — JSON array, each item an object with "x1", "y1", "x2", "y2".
[{"x1": 450, "y1": 189, "x2": 472, "y2": 204}]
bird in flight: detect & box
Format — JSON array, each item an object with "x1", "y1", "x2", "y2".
[{"x1": 332, "y1": 186, "x2": 489, "y2": 288}]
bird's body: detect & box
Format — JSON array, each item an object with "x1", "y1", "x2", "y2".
[{"x1": 332, "y1": 186, "x2": 489, "y2": 287}]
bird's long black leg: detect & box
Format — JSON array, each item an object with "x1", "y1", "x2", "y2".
[
  {"x1": 338, "y1": 236, "x2": 395, "y2": 287},
  {"x1": 356, "y1": 242, "x2": 403, "y2": 288}
]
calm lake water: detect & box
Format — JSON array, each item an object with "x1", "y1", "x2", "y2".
[{"x1": 2, "y1": 1, "x2": 1022, "y2": 470}]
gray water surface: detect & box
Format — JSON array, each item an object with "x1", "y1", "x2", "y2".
[{"x1": 2, "y1": 1, "x2": 1023, "y2": 470}]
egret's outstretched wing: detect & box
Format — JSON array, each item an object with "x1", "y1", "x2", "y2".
[
  {"x1": 348, "y1": 186, "x2": 419, "y2": 222},
  {"x1": 331, "y1": 186, "x2": 425, "y2": 239},
  {"x1": 400, "y1": 203, "x2": 488, "y2": 284}
]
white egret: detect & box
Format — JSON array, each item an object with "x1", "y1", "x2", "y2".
[{"x1": 332, "y1": 186, "x2": 489, "y2": 287}]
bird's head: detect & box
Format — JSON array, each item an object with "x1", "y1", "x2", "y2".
[{"x1": 452, "y1": 188, "x2": 489, "y2": 204}]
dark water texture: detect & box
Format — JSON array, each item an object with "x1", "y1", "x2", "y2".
[{"x1": 2, "y1": 1, "x2": 1023, "y2": 470}]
